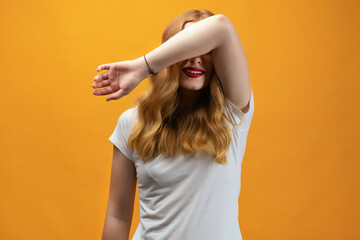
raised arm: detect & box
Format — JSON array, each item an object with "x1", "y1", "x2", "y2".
[
  {"x1": 144, "y1": 14, "x2": 251, "y2": 111},
  {"x1": 93, "y1": 14, "x2": 251, "y2": 110}
]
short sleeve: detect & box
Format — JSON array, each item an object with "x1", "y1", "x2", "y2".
[
  {"x1": 108, "y1": 108, "x2": 137, "y2": 161},
  {"x1": 224, "y1": 87, "x2": 255, "y2": 131}
]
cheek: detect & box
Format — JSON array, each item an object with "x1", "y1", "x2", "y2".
[
  {"x1": 206, "y1": 63, "x2": 214, "y2": 77},
  {"x1": 177, "y1": 61, "x2": 186, "y2": 71},
  {"x1": 204, "y1": 56, "x2": 214, "y2": 72}
]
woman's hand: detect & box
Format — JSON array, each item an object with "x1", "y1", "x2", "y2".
[{"x1": 92, "y1": 57, "x2": 151, "y2": 101}]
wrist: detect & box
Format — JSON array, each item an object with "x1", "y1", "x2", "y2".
[
  {"x1": 134, "y1": 56, "x2": 153, "y2": 80},
  {"x1": 143, "y1": 55, "x2": 156, "y2": 75}
]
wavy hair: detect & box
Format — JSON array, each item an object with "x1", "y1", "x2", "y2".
[{"x1": 129, "y1": 9, "x2": 239, "y2": 165}]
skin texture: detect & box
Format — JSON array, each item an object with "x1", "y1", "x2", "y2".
[
  {"x1": 92, "y1": 14, "x2": 251, "y2": 112},
  {"x1": 178, "y1": 54, "x2": 213, "y2": 90},
  {"x1": 101, "y1": 146, "x2": 136, "y2": 240},
  {"x1": 177, "y1": 22, "x2": 214, "y2": 91},
  {"x1": 176, "y1": 21, "x2": 215, "y2": 109}
]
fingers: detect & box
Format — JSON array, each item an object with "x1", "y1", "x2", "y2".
[
  {"x1": 94, "y1": 72, "x2": 109, "y2": 82},
  {"x1": 106, "y1": 89, "x2": 128, "y2": 102},
  {"x1": 92, "y1": 79, "x2": 110, "y2": 89},
  {"x1": 96, "y1": 64, "x2": 111, "y2": 72},
  {"x1": 93, "y1": 86, "x2": 128, "y2": 100},
  {"x1": 93, "y1": 86, "x2": 114, "y2": 96}
]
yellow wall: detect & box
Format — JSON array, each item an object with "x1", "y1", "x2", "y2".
[{"x1": 0, "y1": 0, "x2": 359, "y2": 239}]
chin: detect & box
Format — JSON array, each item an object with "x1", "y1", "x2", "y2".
[
  {"x1": 179, "y1": 80, "x2": 207, "y2": 91},
  {"x1": 179, "y1": 84, "x2": 205, "y2": 91}
]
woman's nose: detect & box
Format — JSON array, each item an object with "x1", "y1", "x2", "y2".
[{"x1": 189, "y1": 56, "x2": 202, "y2": 64}]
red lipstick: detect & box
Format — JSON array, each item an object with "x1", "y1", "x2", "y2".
[{"x1": 182, "y1": 67, "x2": 205, "y2": 78}]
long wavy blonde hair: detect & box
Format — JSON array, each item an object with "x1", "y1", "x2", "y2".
[{"x1": 129, "y1": 9, "x2": 239, "y2": 165}]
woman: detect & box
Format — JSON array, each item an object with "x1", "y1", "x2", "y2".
[{"x1": 93, "y1": 9, "x2": 254, "y2": 240}]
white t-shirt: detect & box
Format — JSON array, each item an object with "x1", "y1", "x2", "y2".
[{"x1": 109, "y1": 88, "x2": 254, "y2": 240}]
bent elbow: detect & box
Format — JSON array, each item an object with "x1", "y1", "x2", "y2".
[
  {"x1": 214, "y1": 14, "x2": 232, "y2": 31},
  {"x1": 215, "y1": 14, "x2": 228, "y2": 22},
  {"x1": 215, "y1": 14, "x2": 232, "y2": 25}
]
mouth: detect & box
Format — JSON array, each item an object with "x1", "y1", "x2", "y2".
[{"x1": 182, "y1": 67, "x2": 205, "y2": 78}]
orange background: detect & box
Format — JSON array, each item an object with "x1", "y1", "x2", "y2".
[{"x1": 1, "y1": 0, "x2": 359, "y2": 239}]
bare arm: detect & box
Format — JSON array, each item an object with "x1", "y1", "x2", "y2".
[
  {"x1": 93, "y1": 14, "x2": 251, "y2": 110},
  {"x1": 144, "y1": 14, "x2": 251, "y2": 111},
  {"x1": 102, "y1": 145, "x2": 137, "y2": 240}
]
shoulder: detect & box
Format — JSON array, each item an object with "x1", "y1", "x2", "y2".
[
  {"x1": 118, "y1": 107, "x2": 138, "y2": 122},
  {"x1": 109, "y1": 107, "x2": 138, "y2": 161},
  {"x1": 115, "y1": 106, "x2": 138, "y2": 129}
]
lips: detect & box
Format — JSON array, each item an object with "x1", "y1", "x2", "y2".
[{"x1": 182, "y1": 67, "x2": 205, "y2": 78}]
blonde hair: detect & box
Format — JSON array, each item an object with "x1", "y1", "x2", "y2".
[{"x1": 129, "y1": 9, "x2": 239, "y2": 165}]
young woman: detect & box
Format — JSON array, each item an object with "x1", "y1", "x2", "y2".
[{"x1": 93, "y1": 9, "x2": 254, "y2": 240}]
